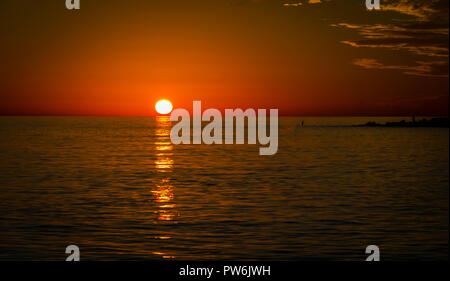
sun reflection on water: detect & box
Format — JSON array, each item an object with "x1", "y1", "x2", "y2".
[
  {"x1": 151, "y1": 116, "x2": 178, "y2": 258},
  {"x1": 151, "y1": 179, "x2": 174, "y2": 203}
]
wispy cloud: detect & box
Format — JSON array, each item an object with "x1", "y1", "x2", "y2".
[
  {"x1": 282, "y1": 0, "x2": 324, "y2": 7},
  {"x1": 353, "y1": 58, "x2": 448, "y2": 77},
  {"x1": 283, "y1": 2, "x2": 303, "y2": 7},
  {"x1": 253, "y1": 0, "x2": 448, "y2": 77},
  {"x1": 333, "y1": 22, "x2": 448, "y2": 57},
  {"x1": 382, "y1": 0, "x2": 446, "y2": 20},
  {"x1": 333, "y1": 0, "x2": 449, "y2": 77}
]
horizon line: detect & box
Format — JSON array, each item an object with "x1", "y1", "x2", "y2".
[{"x1": 0, "y1": 114, "x2": 448, "y2": 118}]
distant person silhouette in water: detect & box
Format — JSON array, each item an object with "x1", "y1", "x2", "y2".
[{"x1": 295, "y1": 121, "x2": 304, "y2": 135}]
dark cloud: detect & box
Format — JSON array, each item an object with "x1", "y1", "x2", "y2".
[
  {"x1": 354, "y1": 58, "x2": 448, "y2": 77},
  {"x1": 383, "y1": 0, "x2": 448, "y2": 20},
  {"x1": 334, "y1": 22, "x2": 449, "y2": 57},
  {"x1": 332, "y1": 0, "x2": 449, "y2": 77}
]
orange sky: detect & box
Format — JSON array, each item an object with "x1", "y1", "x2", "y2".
[{"x1": 0, "y1": 0, "x2": 448, "y2": 116}]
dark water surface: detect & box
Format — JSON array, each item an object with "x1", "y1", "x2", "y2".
[{"x1": 0, "y1": 116, "x2": 448, "y2": 260}]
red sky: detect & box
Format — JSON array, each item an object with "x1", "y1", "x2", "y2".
[{"x1": 0, "y1": 0, "x2": 448, "y2": 116}]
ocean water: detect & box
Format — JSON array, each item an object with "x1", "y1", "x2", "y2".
[{"x1": 0, "y1": 116, "x2": 448, "y2": 261}]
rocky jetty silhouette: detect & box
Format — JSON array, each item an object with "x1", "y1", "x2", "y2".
[{"x1": 361, "y1": 117, "x2": 449, "y2": 128}]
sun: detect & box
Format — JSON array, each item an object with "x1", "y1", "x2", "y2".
[{"x1": 155, "y1": 100, "x2": 173, "y2": 115}]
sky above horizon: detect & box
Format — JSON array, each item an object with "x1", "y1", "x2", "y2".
[{"x1": 0, "y1": 0, "x2": 448, "y2": 116}]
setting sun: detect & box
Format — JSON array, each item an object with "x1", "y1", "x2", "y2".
[{"x1": 155, "y1": 100, "x2": 173, "y2": 115}]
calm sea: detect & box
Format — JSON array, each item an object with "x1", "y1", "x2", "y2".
[{"x1": 0, "y1": 116, "x2": 448, "y2": 261}]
